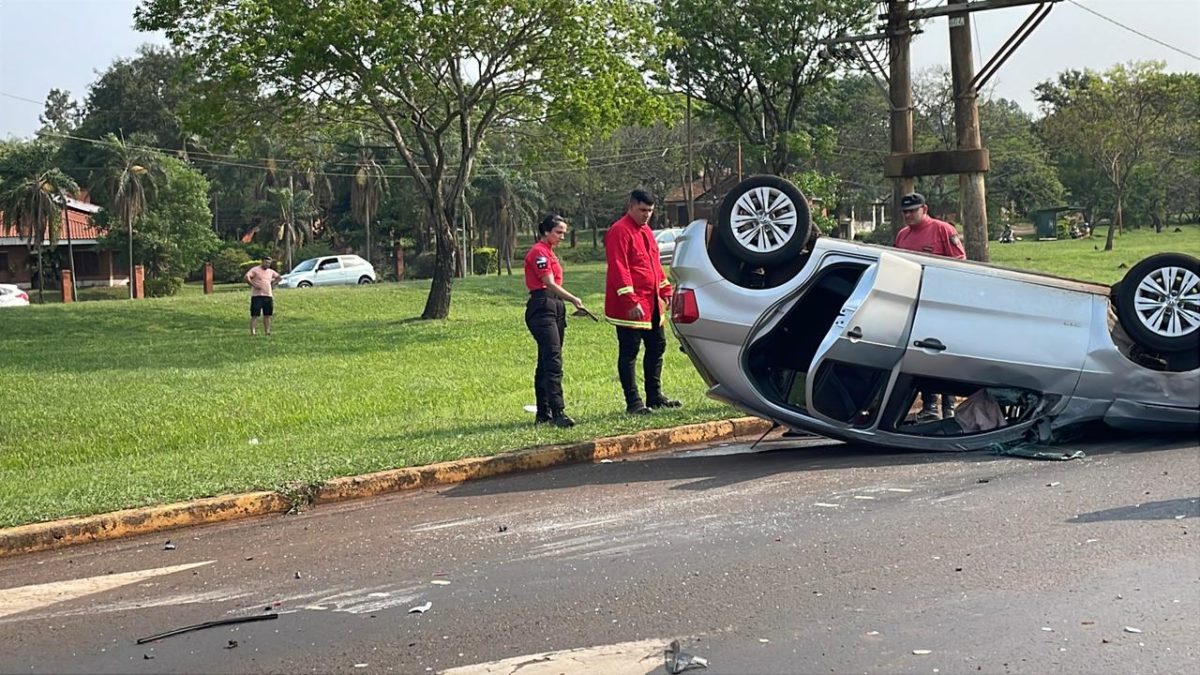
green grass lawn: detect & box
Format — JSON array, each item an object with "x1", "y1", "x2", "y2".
[
  {"x1": 0, "y1": 263, "x2": 734, "y2": 527},
  {"x1": 987, "y1": 224, "x2": 1200, "y2": 284},
  {"x1": 1, "y1": 226, "x2": 1195, "y2": 528}
]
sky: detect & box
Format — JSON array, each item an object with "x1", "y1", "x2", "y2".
[{"x1": 0, "y1": 0, "x2": 1197, "y2": 140}]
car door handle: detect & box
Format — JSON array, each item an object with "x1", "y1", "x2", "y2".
[
  {"x1": 846, "y1": 326, "x2": 863, "y2": 339},
  {"x1": 913, "y1": 338, "x2": 947, "y2": 352}
]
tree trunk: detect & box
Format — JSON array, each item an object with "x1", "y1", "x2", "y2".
[
  {"x1": 422, "y1": 211, "x2": 456, "y2": 319},
  {"x1": 1105, "y1": 190, "x2": 1120, "y2": 252},
  {"x1": 35, "y1": 245, "x2": 45, "y2": 304}
]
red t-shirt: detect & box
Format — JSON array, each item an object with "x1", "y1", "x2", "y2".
[
  {"x1": 894, "y1": 216, "x2": 966, "y2": 259},
  {"x1": 523, "y1": 240, "x2": 562, "y2": 291}
]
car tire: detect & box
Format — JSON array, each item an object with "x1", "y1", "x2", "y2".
[
  {"x1": 358, "y1": 276, "x2": 373, "y2": 285},
  {"x1": 297, "y1": 281, "x2": 313, "y2": 288},
  {"x1": 716, "y1": 175, "x2": 812, "y2": 267},
  {"x1": 1113, "y1": 252, "x2": 1200, "y2": 354}
]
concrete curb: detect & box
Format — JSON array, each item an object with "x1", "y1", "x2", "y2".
[{"x1": 0, "y1": 417, "x2": 773, "y2": 560}]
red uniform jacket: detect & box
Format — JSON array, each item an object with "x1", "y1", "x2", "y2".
[{"x1": 604, "y1": 214, "x2": 672, "y2": 329}]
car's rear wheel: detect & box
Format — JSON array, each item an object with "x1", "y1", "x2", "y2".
[
  {"x1": 1113, "y1": 252, "x2": 1200, "y2": 354},
  {"x1": 716, "y1": 175, "x2": 812, "y2": 267},
  {"x1": 358, "y1": 276, "x2": 373, "y2": 285},
  {"x1": 297, "y1": 281, "x2": 313, "y2": 288}
]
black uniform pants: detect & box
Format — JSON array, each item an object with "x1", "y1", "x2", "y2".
[
  {"x1": 526, "y1": 291, "x2": 567, "y2": 416},
  {"x1": 615, "y1": 302, "x2": 666, "y2": 408}
]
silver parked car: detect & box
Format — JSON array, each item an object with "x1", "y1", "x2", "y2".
[
  {"x1": 278, "y1": 255, "x2": 377, "y2": 288},
  {"x1": 655, "y1": 227, "x2": 685, "y2": 266},
  {"x1": 668, "y1": 175, "x2": 1199, "y2": 451}
]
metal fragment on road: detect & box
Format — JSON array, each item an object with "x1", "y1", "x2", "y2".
[
  {"x1": 665, "y1": 639, "x2": 708, "y2": 673},
  {"x1": 409, "y1": 602, "x2": 432, "y2": 614}
]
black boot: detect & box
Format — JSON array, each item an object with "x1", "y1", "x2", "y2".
[
  {"x1": 646, "y1": 396, "x2": 681, "y2": 409},
  {"x1": 551, "y1": 411, "x2": 576, "y2": 428}
]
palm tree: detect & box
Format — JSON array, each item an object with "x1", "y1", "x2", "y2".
[
  {"x1": 350, "y1": 135, "x2": 386, "y2": 266},
  {"x1": 94, "y1": 133, "x2": 165, "y2": 299},
  {"x1": 0, "y1": 140, "x2": 79, "y2": 302},
  {"x1": 257, "y1": 184, "x2": 317, "y2": 269},
  {"x1": 471, "y1": 168, "x2": 543, "y2": 274}
]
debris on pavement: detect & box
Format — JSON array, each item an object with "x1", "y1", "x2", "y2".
[
  {"x1": 497, "y1": 525, "x2": 508, "y2": 533},
  {"x1": 431, "y1": 579, "x2": 451, "y2": 586},
  {"x1": 225, "y1": 640, "x2": 238, "y2": 649},
  {"x1": 163, "y1": 541, "x2": 176, "y2": 551},
  {"x1": 142, "y1": 654, "x2": 154, "y2": 660},
  {"x1": 912, "y1": 649, "x2": 932, "y2": 655},
  {"x1": 136, "y1": 613, "x2": 279, "y2": 644},
  {"x1": 991, "y1": 443, "x2": 1086, "y2": 461},
  {"x1": 1124, "y1": 626, "x2": 1143, "y2": 634},
  {"x1": 409, "y1": 602, "x2": 432, "y2": 614},
  {"x1": 294, "y1": 571, "x2": 302, "y2": 579},
  {"x1": 664, "y1": 639, "x2": 708, "y2": 673}
]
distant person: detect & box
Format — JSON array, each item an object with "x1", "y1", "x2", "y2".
[
  {"x1": 245, "y1": 255, "x2": 281, "y2": 336},
  {"x1": 999, "y1": 224, "x2": 1015, "y2": 243},
  {"x1": 524, "y1": 214, "x2": 588, "y2": 428},
  {"x1": 894, "y1": 193, "x2": 964, "y2": 422},
  {"x1": 604, "y1": 189, "x2": 680, "y2": 415}
]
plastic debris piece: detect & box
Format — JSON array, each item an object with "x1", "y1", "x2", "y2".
[
  {"x1": 225, "y1": 640, "x2": 238, "y2": 649},
  {"x1": 599, "y1": 459, "x2": 614, "y2": 463},
  {"x1": 143, "y1": 654, "x2": 154, "y2": 660},
  {"x1": 409, "y1": 602, "x2": 432, "y2": 614},
  {"x1": 813, "y1": 502, "x2": 839, "y2": 508},
  {"x1": 523, "y1": 405, "x2": 538, "y2": 414},
  {"x1": 866, "y1": 631, "x2": 880, "y2": 636},
  {"x1": 912, "y1": 649, "x2": 932, "y2": 655},
  {"x1": 163, "y1": 541, "x2": 176, "y2": 551},
  {"x1": 1041, "y1": 627, "x2": 1053, "y2": 632},
  {"x1": 1047, "y1": 482, "x2": 1061, "y2": 487},
  {"x1": 431, "y1": 579, "x2": 451, "y2": 586},
  {"x1": 294, "y1": 571, "x2": 302, "y2": 579},
  {"x1": 497, "y1": 525, "x2": 508, "y2": 533},
  {"x1": 758, "y1": 639, "x2": 770, "y2": 643},
  {"x1": 354, "y1": 665, "x2": 369, "y2": 669},
  {"x1": 664, "y1": 639, "x2": 708, "y2": 673},
  {"x1": 248, "y1": 437, "x2": 260, "y2": 445},
  {"x1": 1124, "y1": 626, "x2": 1142, "y2": 634},
  {"x1": 991, "y1": 443, "x2": 1085, "y2": 461}
]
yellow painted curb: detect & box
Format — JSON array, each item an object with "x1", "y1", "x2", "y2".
[{"x1": 0, "y1": 418, "x2": 773, "y2": 559}]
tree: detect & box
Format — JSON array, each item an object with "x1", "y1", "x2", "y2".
[
  {"x1": 99, "y1": 156, "x2": 219, "y2": 280},
  {"x1": 1037, "y1": 62, "x2": 1182, "y2": 251},
  {"x1": 350, "y1": 133, "x2": 386, "y2": 266},
  {"x1": 137, "y1": 0, "x2": 665, "y2": 319},
  {"x1": 38, "y1": 89, "x2": 82, "y2": 137},
  {"x1": 256, "y1": 185, "x2": 317, "y2": 270},
  {"x1": 979, "y1": 98, "x2": 1063, "y2": 232},
  {"x1": 471, "y1": 166, "x2": 543, "y2": 274},
  {"x1": 0, "y1": 140, "x2": 80, "y2": 302},
  {"x1": 660, "y1": 0, "x2": 876, "y2": 175},
  {"x1": 93, "y1": 133, "x2": 167, "y2": 298}
]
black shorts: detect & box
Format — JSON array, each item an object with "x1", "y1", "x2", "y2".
[{"x1": 250, "y1": 296, "x2": 274, "y2": 317}]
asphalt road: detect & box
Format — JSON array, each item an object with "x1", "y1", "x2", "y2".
[{"x1": 1, "y1": 429, "x2": 1197, "y2": 675}]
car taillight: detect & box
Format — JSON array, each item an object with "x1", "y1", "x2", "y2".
[
  {"x1": 671, "y1": 288, "x2": 699, "y2": 324},
  {"x1": 17, "y1": 291, "x2": 28, "y2": 302}
]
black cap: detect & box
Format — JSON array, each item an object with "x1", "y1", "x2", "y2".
[{"x1": 900, "y1": 193, "x2": 926, "y2": 211}]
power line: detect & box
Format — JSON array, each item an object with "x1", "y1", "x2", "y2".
[{"x1": 1067, "y1": 0, "x2": 1200, "y2": 61}]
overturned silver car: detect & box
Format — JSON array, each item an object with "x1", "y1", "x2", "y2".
[{"x1": 668, "y1": 175, "x2": 1199, "y2": 451}]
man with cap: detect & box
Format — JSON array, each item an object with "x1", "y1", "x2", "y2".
[{"x1": 894, "y1": 192, "x2": 965, "y2": 421}]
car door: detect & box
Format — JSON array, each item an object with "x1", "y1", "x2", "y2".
[
  {"x1": 897, "y1": 264, "x2": 1093, "y2": 396},
  {"x1": 315, "y1": 257, "x2": 342, "y2": 286},
  {"x1": 339, "y1": 256, "x2": 363, "y2": 283},
  {"x1": 803, "y1": 252, "x2": 923, "y2": 427}
]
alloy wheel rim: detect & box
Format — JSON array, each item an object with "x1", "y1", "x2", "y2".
[
  {"x1": 730, "y1": 187, "x2": 799, "y2": 254},
  {"x1": 1133, "y1": 265, "x2": 1200, "y2": 338}
]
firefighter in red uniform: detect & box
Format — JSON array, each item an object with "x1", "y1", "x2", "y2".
[
  {"x1": 604, "y1": 189, "x2": 681, "y2": 415},
  {"x1": 524, "y1": 214, "x2": 587, "y2": 428}
]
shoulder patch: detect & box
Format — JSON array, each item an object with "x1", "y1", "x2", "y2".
[{"x1": 535, "y1": 256, "x2": 548, "y2": 270}]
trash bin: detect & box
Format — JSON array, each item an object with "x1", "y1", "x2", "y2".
[{"x1": 1030, "y1": 209, "x2": 1060, "y2": 240}]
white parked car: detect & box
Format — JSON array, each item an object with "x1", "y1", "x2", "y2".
[
  {"x1": 278, "y1": 255, "x2": 377, "y2": 288},
  {"x1": 0, "y1": 284, "x2": 30, "y2": 308},
  {"x1": 655, "y1": 227, "x2": 685, "y2": 265},
  {"x1": 669, "y1": 175, "x2": 1199, "y2": 451}
]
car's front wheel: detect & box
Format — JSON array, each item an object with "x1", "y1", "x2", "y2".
[
  {"x1": 716, "y1": 175, "x2": 812, "y2": 267},
  {"x1": 358, "y1": 276, "x2": 373, "y2": 285},
  {"x1": 297, "y1": 281, "x2": 313, "y2": 288},
  {"x1": 1113, "y1": 252, "x2": 1200, "y2": 354}
]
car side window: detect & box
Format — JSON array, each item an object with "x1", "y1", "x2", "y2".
[
  {"x1": 340, "y1": 256, "x2": 362, "y2": 268},
  {"x1": 318, "y1": 259, "x2": 341, "y2": 271}
]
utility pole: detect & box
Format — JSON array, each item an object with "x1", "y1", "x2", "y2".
[
  {"x1": 887, "y1": 0, "x2": 914, "y2": 238},
  {"x1": 948, "y1": 0, "x2": 989, "y2": 261}
]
